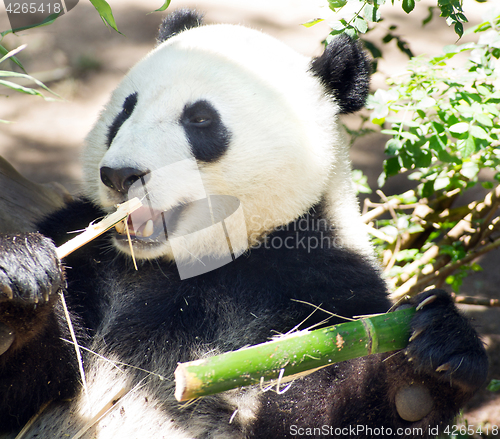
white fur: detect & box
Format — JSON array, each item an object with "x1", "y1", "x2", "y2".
[{"x1": 82, "y1": 23, "x2": 373, "y2": 263}]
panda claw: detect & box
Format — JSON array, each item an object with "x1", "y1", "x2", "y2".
[
  {"x1": 436, "y1": 362, "x2": 452, "y2": 373},
  {"x1": 0, "y1": 284, "x2": 13, "y2": 301},
  {"x1": 409, "y1": 328, "x2": 424, "y2": 342},
  {"x1": 415, "y1": 294, "x2": 437, "y2": 311}
]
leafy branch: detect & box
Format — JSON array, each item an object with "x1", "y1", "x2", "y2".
[
  {"x1": 360, "y1": 9, "x2": 500, "y2": 296},
  {"x1": 325, "y1": 0, "x2": 469, "y2": 38}
]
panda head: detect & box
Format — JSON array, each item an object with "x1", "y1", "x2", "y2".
[{"x1": 82, "y1": 9, "x2": 371, "y2": 266}]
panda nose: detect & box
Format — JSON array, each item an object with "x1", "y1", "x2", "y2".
[{"x1": 100, "y1": 166, "x2": 150, "y2": 194}]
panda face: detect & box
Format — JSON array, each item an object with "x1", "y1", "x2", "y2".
[{"x1": 82, "y1": 24, "x2": 344, "y2": 262}]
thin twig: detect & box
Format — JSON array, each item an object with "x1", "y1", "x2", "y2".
[
  {"x1": 71, "y1": 387, "x2": 129, "y2": 439},
  {"x1": 59, "y1": 292, "x2": 89, "y2": 408},
  {"x1": 453, "y1": 294, "x2": 500, "y2": 307},
  {"x1": 392, "y1": 237, "x2": 500, "y2": 300}
]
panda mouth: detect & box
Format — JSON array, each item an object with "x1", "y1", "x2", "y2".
[{"x1": 114, "y1": 205, "x2": 185, "y2": 241}]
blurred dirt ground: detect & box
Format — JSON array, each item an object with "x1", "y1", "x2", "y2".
[{"x1": 0, "y1": 0, "x2": 499, "y2": 429}]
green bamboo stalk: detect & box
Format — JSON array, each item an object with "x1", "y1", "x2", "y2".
[{"x1": 174, "y1": 307, "x2": 415, "y2": 401}]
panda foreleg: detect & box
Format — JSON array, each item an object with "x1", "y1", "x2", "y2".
[{"x1": 0, "y1": 233, "x2": 79, "y2": 433}]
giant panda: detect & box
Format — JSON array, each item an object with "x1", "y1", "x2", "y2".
[{"x1": 0, "y1": 9, "x2": 489, "y2": 439}]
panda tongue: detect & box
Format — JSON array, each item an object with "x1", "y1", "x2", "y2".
[{"x1": 125, "y1": 206, "x2": 160, "y2": 237}]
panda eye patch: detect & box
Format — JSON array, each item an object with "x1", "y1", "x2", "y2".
[
  {"x1": 182, "y1": 102, "x2": 214, "y2": 127},
  {"x1": 180, "y1": 100, "x2": 231, "y2": 162},
  {"x1": 106, "y1": 92, "x2": 138, "y2": 148}
]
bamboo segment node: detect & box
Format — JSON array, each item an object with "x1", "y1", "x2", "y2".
[{"x1": 56, "y1": 198, "x2": 143, "y2": 259}]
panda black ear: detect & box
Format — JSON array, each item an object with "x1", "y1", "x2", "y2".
[
  {"x1": 309, "y1": 35, "x2": 371, "y2": 114},
  {"x1": 157, "y1": 9, "x2": 204, "y2": 44}
]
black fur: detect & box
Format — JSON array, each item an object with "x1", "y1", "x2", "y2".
[
  {"x1": 156, "y1": 9, "x2": 204, "y2": 44},
  {"x1": 106, "y1": 92, "x2": 138, "y2": 147},
  {"x1": 310, "y1": 34, "x2": 371, "y2": 114},
  {"x1": 0, "y1": 233, "x2": 78, "y2": 431},
  {"x1": 181, "y1": 100, "x2": 232, "y2": 162},
  {"x1": 0, "y1": 199, "x2": 488, "y2": 436}
]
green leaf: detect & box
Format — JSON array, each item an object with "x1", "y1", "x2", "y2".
[
  {"x1": 328, "y1": 0, "x2": 347, "y2": 10},
  {"x1": 431, "y1": 121, "x2": 446, "y2": 134},
  {"x1": 416, "y1": 96, "x2": 436, "y2": 109},
  {"x1": 0, "y1": 44, "x2": 26, "y2": 72},
  {"x1": 445, "y1": 274, "x2": 463, "y2": 291},
  {"x1": 0, "y1": 79, "x2": 45, "y2": 97},
  {"x1": 460, "y1": 161, "x2": 479, "y2": 179},
  {"x1": 344, "y1": 27, "x2": 358, "y2": 40},
  {"x1": 302, "y1": 18, "x2": 325, "y2": 28},
  {"x1": 395, "y1": 249, "x2": 420, "y2": 262},
  {"x1": 449, "y1": 122, "x2": 469, "y2": 134},
  {"x1": 402, "y1": 0, "x2": 415, "y2": 14},
  {"x1": 385, "y1": 138, "x2": 402, "y2": 155},
  {"x1": 471, "y1": 263, "x2": 483, "y2": 272},
  {"x1": 415, "y1": 150, "x2": 432, "y2": 168},
  {"x1": 476, "y1": 85, "x2": 491, "y2": 96},
  {"x1": 399, "y1": 131, "x2": 420, "y2": 142},
  {"x1": 89, "y1": 0, "x2": 121, "y2": 33},
  {"x1": 422, "y1": 6, "x2": 435, "y2": 25},
  {"x1": 474, "y1": 113, "x2": 493, "y2": 127},
  {"x1": 422, "y1": 181, "x2": 435, "y2": 198},
  {"x1": 458, "y1": 136, "x2": 476, "y2": 157},
  {"x1": 384, "y1": 156, "x2": 402, "y2": 178},
  {"x1": 382, "y1": 33, "x2": 394, "y2": 44},
  {"x1": 434, "y1": 175, "x2": 450, "y2": 190},
  {"x1": 329, "y1": 20, "x2": 347, "y2": 36},
  {"x1": 454, "y1": 22, "x2": 464, "y2": 38},
  {"x1": 439, "y1": 4, "x2": 452, "y2": 18},
  {"x1": 487, "y1": 379, "x2": 500, "y2": 392},
  {"x1": 362, "y1": 40, "x2": 383, "y2": 59},
  {"x1": 469, "y1": 125, "x2": 488, "y2": 139},
  {"x1": 353, "y1": 17, "x2": 368, "y2": 34},
  {"x1": 364, "y1": 3, "x2": 381, "y2": 22},
  {"x1": 154, "y1": 0, "x2": 171, "y2": 12},
  {"x1": 0, "y1": 71, "x2": 59, "y2": 96},
  {"x1": 351, "y1": 169, "x2": 372, "y2": 194}
]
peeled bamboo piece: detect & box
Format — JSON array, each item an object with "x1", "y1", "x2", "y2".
[{"x1": 56, "y1": 198, "x2": 142, "y2": 259}]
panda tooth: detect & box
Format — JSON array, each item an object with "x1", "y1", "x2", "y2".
[
  {"x1": 142, "y1": 219, "x2": 154, "y2": 237},
  {"x1": 115, "y1": 220, "x2": 126, "y2": 235}
]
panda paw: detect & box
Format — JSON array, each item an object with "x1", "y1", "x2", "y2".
[
  {"x1": 0, "y1": 233, "x2": 65, "y2": 356},
  {"x1": 405, "y1": 289, "x2": 488, "y2": 393},
  {"x1": 0, "y1": 233, "x2": 64, "y2": 306}
]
